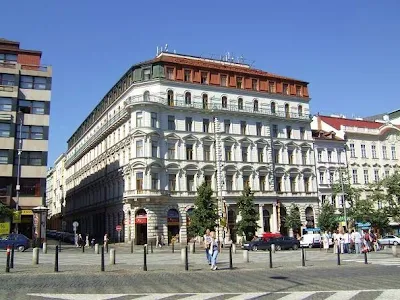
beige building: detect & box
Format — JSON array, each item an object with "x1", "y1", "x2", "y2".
[{"x1": 0, "y1": 38, "x2": 52, "y2": 238}]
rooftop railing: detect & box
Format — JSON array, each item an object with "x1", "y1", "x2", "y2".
[{"x1": 0, "y1": 61, "x2": 50, "y2": 72}]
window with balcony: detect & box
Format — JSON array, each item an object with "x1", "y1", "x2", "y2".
[
  {"x1": 168, "y1": 115, "x2": 175, "y2": 130},
  {"x1": 0, "y1": 73, "x2": 15, "y2": 86},
  {"x1": 252, "y1": 79, "x2": 258, "y2": 90},
  {"x1": 20, "y1": 76, "x2": 48, "y2": 90},
  {"x1": 136, "y1": 140, "x2": 143, "y2": 157},
  {"x1": 382, "y1": 145, "x2": 387, "y2": 159},
  {"x1": 15, "y1": 151, "x2": 44, "y2": 166},
  {"x1": 185, "y1": 92, "x2": 191, "y2": 105},
  {"x1": 167, "y1": 90, "x2": 174, "y2": 106},
  {"x1": 300, "y1": 127, "x2": 305, "y2": 139},
  {"x1": 257, "y1": 147, "x2": 264, "y2": 162},
  {"x1": 352, "y1": 169, "x2": 358, "y2": 184},
  {"x1": 283, "y1": 83, "x2": 289, "y2": 95},
  {"x1": 240, "y1": 121, "x2": 246, "y2": 135},
  {"x1": 185, "y1": 144, "x2": 194, "y2": 160},
  {"x1": 274, "y1": 149, "x2": 280, "y2": 163},
  {"x1": 259, "y1": 176, "x2": 266, "y2": 191},
  {"x1": 327, "y1": 150, "x2": 332, "y2": 162},
  {"x1": 17, "y1": 125, "x2": 44, "y2": 140},
  {"x1": 243, "y1": 175, "x2": 250, "y2": 188},
  {"x1": 317, "y1": 150, "x2": 322, "y2": 162},
  {"x1": 0, "y1": 150, "x2": 9, "y2": 164},
  {"x1": 253, "y1": 99, "x2": 258, "y2": 112},
  {"x1": 361, "y1": 144, "x2": 366, "y2": 158},
  {"x1": 288, "y1": 149, "x2": 294, "y2": 164},
  {"x1": 256, "y1": 122, "x2": 262, "y2": 136},
  {"x1": 298, "y1": 105, "x2": 303, "y2": 117},
  {"x1": 220, "y1": 75, "x2": 227, "y2": 87},
  {"x1": 151, "y1": 141, "x2": 158, "y2": 157},
  {"x1": 272, "y1": 124, "x2": 278, "y2": 138},
  {"x1": 203, "y1": 119, "x2": 210, "y2": 133},
  {"x1": 269, "y1": 81, "x2": 276, "y2": 93},
  {"x1": 0, "y1": 97, "x2": 11, "y2": 111},
  {"x1": 285, "y1": 104, "x2": 290, "y2": 118},
  {"x1": 374, "y1": 170, "x2": 379, "y2": 183},
  {"x1": 224, "y1": 120, "x2": 230, "y2": 133},
  {"x1": 286, "y1": 126, "x2": 292, "y2": 139},
  {"x1": 168, "y1": 142, "x2": 175, "y2": 159},
  {"x1": 226, "y1": 175, "x2": 233, "y2": 191},
  {"x1": 151, "y1": 112, "x2": 158, "y2": 128},
  {"x1": 225, "y1": 146, "x2": 232, "y2": 161},
  {"x1": 18, "y1": 100, "x2": 45, "y2": 114},
  {"x1": 202, "y1": 94, "x2": 208, "y2": 109},
  {"x1": 350, "y1": 144, "x2": 356, "y2": 157},
  {"x1": 136, "y1": 172, "x2": 143, "y2": 192},
  {"x1": 276, "y1": 176, "x2": 282, "y2": 192},
  {"x1": 187, "y1": 175, "x2": 195, "y2": 192},
  {"x1": 304, "y1": 177, "x2": 310, "y2": 192},
  {"x1": 296, "y1": 85, "x2": 302, "y2": 96},
  {"x1": 0, "y1": 53, "x2": 17, "y2": 62},
  {"x1": 203, "y1": 145, "x2": 211, "y2": 161},
  {"x1": 0, "y1": 123, "x2": 11, "y2": 137},
  {"x1": 302, "y1": 151, "x2": 307, "y2": 165},
  {"x1": 238, "y1": 98, "x2": 243, "y2": 110},
  {"x1": 184, "y1": 70, "x2": 191, "y2": 82},
  {"x1": 136, "y1": 112, "x2": 142, "y2": 127},
  {"x1": 205, "y1": 175, "x2": 212, "y2": 186},
  {"x1": 185, "y1": 117, "x2": 192, "y2": 132},
  {"x1": 168, "y1": 174, "x2": 176, "y2": 191},
  {"x1": 221, "y1": 96, "x2": 227, "y2": 108},
  {"x1": 143, "y1": 68, "x2": 151, "y2": 80},
  {"x1": 371, "y1": 145, "x2": 377, "y2": 158},
  {"x1": 241, "y1": 147, "x2": 248, "y2": 162},
  {"x1": 290, "y1": 177, "x2": 296, "y2": 192},
  {"x1": 392, "y1": 145, "x2": 397, "y2": 159},
  {"x1": 201, "y1": 72, "x2": 208, "y2": 84},
  {"x1": 151, "y1": 173, "x2": 159, "y2": 190},
  {"x1": 319, "y1": 172, "x2": 324, "y2": 184},
  {"x1": 166, "y1": 68, "x2": 174, "y2": 80},
  {"x1": 271, "y1": 102, "x2": 276, "y2": 114},
  {"x1": 363, "y1": 169, "x2": 369, "y2": 184},
  {"x1": 236, "y1": 77, "x2": 243, "y2": 89}
]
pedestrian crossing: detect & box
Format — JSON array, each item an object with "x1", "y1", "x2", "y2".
[
  {"x1": 27, "y1": 289, "x2": 400, "y2": 300},
  {"x1": 343, "y1": 257, "x2": 400, "y2": 267}
]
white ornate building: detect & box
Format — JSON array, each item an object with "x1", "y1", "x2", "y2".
[{"x1": 63, "y1": 52, "x2": 319, "y2": 244}]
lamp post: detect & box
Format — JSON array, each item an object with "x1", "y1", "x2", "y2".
[
  {"x1": 15, "y1": 111, "x2": 23, "y2": 234},
  {"x1": 337, "y1": 147, "x2": 348, "y2": 230}
]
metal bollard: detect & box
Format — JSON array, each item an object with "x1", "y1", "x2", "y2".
[
  {"x1": 10, "y1": 245, "x2": 14, "y2": 269},
  {"x1": 229, "y1": 245, "x2": 233, "y2": 269},
  {"x1": 43, "y1": 242, "x2": 47, "y2": 254},
  {"x1": 109, "y1": 249, "x2": 115, "y2": 265},
  {"x1": 95, "y1": 243, "x2": 99, "y2": 254},
  {"x1": 151, "y1": 241, "x2": 153, "y2": 254},
  {"x1": 130, "y1": 240, "x2": 134, "y2": 253},
  {"x1": 193, "y1": 241, "x2": 196, "y2": 253},
  {"x1": 269, "y1": 247, "x2": 273, "y2": 269},
  {"x1": 143, "y1": 245, "x2": 147, "y2": 271},
  {"x1": 337, "y1": 245, "x2": 341, "y2": 266},
  {"x1": 32, "y1": 247, "x2": 39, "y2": 265},
  {"x1": 54, "y1": 245, "x2": 59, "y2": 272},
  {"x1": 82, "y1": 245, "x2": 85, "y2": 253},
  {"x1": 301, "y1": 247, "x2": 305, "y2": 267},
  {"x1": 185, "y1": 246, "x2": 189, "y2": 271},
  {"x1": 243, "y1": 249, "x2": 249, "y2": 263},
  {"x1": 172, "y1": 242, "x2": 175, "y2": 253},
  {"x1": 6, "y1": 246, "x2": 10, "y2": 273},
  {"x1": 101, "y1": 246, "x2": 105, "y2": 271},
  {"x1": 364, "y1": 251, "x2": 368, "y2": 264}
]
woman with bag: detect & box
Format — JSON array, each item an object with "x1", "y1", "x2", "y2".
[{"x1": 209, "y1": 231, "x2": 219, "y2": 271}]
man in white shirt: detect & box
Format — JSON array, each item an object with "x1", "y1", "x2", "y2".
[
  {"x1": 351, "y1": 230, "x2": 362, "y2": 254},
  {"x1": 343, "y1": 230, "x2": 350, "y2": 254}
]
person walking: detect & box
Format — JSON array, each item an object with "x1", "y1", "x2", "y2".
[
  {"x1": 323, "y1": 231, "x2": 330, "y2": 252},
  {"x1": 103, "y1": 233, "x2": 109, "y2": 250},
  {"x1": 209, "y1": 231, "x2": 219, "y2": 271},
  {"x1": 343, "y1": 230, "x2": 350, "y2": 254},
  {"x1": 204, "y1": 229, "x2": 212, "y2": 265},
  {"x1": 351, "y1": 230, "x2": 362, "y2": 254}
]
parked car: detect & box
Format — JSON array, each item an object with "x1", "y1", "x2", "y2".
[
  {"x1": 300, "y1": 233, "x2": 321, "y2": 248},
  {"x1": 242, "y1": 236, "x2": 299, "y2": 251},
  {"x1": 0, "y1": 234, "x2": 30, "y2": 252},
  {"x1": 378, "y1": 235, "x2": 400, "y2": 246}
]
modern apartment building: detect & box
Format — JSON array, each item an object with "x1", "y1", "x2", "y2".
[
  {"x1": 0, "y1": 38, "x2": 52, "y2": 238},
  {"x1": 64, "y1": 51, "x2": 318, "y2": 244}
]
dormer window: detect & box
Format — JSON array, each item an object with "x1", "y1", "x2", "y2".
[
  {"x1": 184, "y1": 70, "x2": 191, "y2": 82},
  {"x1": 296, "y1": 85, "x2": 302, "y2": 96},
  {"x1": 201, "y1": 72, "x2": 208, "y2": 84},
  {"x1": 269, "y1": 81, "x2": 276, "y2": 93},
  {"x1": 236, "y1": 77, "x2": 243, "y2": 89},
  {"x1": 143, "y1": 68, "x2": 151, "y2": 80},
  {"x1": 252, "y1": 79, "x2": 258, "y2": 90},
  {"x1": 283, "y1": 83, "x2": 289, "y2": 95}
]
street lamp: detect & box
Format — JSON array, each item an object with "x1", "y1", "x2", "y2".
[
  {"x1": 15, "y1": 111, "x2": 23, "y2": 234},
  {"x1": 337, "y1": 146, "x2": 348, "y2": 230}
]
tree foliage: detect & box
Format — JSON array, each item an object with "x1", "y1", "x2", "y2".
[
  {"x1": 284, "y1": 203, "x2": 302, "y2": 233},
  {"x1": 381, "y1": 172, "x2": 400, "y2": 222},
  {"x1": 318, "y1": 202, "x2": 338, "y2": 232},
  {"x1": 332, "y1": 169, "x2": 361, "y2": 208},
  {"x1": 0, "y1": 203, "x2": 13, "y2": 220},
  {"x1": 188, "y1": 182, "x2": 218, "y2": 237},
  {"x1": 235, "y1": 186, "x2": 259, "y2": 241}
]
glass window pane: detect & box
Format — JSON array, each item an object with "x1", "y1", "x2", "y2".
[
  {"x1": 1, "y1": 74, "x2": 15, "y2": 86},
  {"x1": 32, "y1": 101, "x2": 45, "y2": 114},
  {"x1": 31, "y1": 126, "x2": 44, "y2": 139},
  {"x1": 0, "y1": 97, "x2": 12, "y2": 111},
  {"x1": 0, "y1": 123, "x2": 11, "y2": 137},
  {"x1": 20, "y1": 76, "x2": 33, "y2": 89},
  {"x1": 33, "y1": 77, "x2": 47, "y2": 90}
]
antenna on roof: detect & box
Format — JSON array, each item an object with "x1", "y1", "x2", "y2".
[{"x1": 164, "y1": 44, "x2": 169, "y2": 52}]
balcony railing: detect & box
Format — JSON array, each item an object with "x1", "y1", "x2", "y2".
[
  {"x1": 0, "y1": 62, "x2": 50, "y2": 72},
  {"x1": 123, "y1": 189, "x2": 170, "y2": 198},
  {"x1": 0, "y1": 85, "x2": 15, "y2": 92},
  {"x1": 342, "y1": 126, "x2": 380, "y2": 135},
  {"x1": 0, "y1": 62, "x2": 17, "y2": 69}
]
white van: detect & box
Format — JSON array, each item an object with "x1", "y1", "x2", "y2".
[{"x1": 300, "y1": 233, "x2": 321, "y2": 248}]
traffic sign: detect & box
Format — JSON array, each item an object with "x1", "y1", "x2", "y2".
[{"x1": 116, "y1": 225, "x2": 122, "y2": 232}]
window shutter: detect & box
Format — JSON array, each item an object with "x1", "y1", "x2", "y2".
[
  {"x1": 259, "y1": 80, "x2": 267, "y2": 91},
  {"x1": 303, "y1": 86, "x2": 309, "y2": 97},
  {"x1": 290, "y1": 84, "x2": 296, "y2": 95},
  {"x1": 176, "y1": 68, "x2": 183, "y2": 80},
  {"x1": 244, "y1": 78, "x2": 251, "y2": 89},
  {"x1": 276, "y1": 81, "x2": 283, "y2": 93}
]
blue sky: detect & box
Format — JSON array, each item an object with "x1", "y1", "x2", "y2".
[{"x1": 2, "y1": 0, "x2": 400, "y2": 165}]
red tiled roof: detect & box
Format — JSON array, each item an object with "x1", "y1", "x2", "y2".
[{"x1": 319, "y1": 115, "x2": 384, "y2": 130}]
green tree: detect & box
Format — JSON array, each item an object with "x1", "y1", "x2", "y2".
[
  {"x1": 284, "y1": 203, "x2": 302, "y2": 234},
  {"x1": 318, "y1": 202, "x2": 338, "y2": 232},
  {"x1": 0, "y1": 203, "x2": 13, "y2": 220},
  {"x1": 187, "y1": 182, "x2": 218, "y2": 237},
  {"x1": 332, "y1": 168, "x2": 361, "y2": 208},
  {"x1": 382, "y1": 172, "x2": 400, "y2": 222},
  {"x1": 235, "y1": 186, "x2": 259, "y2": 241}
]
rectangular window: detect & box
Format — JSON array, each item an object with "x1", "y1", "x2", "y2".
[
  {"x1": 15, "y1": 151, "x2": 43, "y2": 166},
  {"x1": 19, "y1": 178, "x2": 41, "y2": 196},
  {"x1": 392, "y1": 146, "x2": 397, "y2": 159},
  {"x1": 0, "y1": 123, "x2": 11, "y2": 137},
  {"x1": 168, "y1": 142, "x2": 175, "y2": 159},
  {"x1": 252, "y1": 79, "x2": 258, "y2": 90},
  {"x1": 151, "y1": 173, "x2": 159, "y2": 190},
  {"x1": 169, "y1": 174, "x2": 176, "y2": 191},
  {"x1": 236, "y1": 77, "x2": 243, "y2": 89},
  {"x1": 352, "y1": 169, "x2": 358, "y2": 184},
  {"x1": 184, "y1": 70, "x2": 191, "y2": 82},
  {"x1": 276, "y1": 177, "x2": 282, "y2": 192},
  {"x1": 186, "y1": 144, "x2": 193, "y2": 160},
  {"x1": 374, "y1": 170, "x2": 379, "y2": 182},
  {"x1": 203, "y1": 119, "x2": 210, "y2": 133},
  {"x1": 30, "y1": 126, "x2": 44, "y2": 140},
  {"x1": 224, "y1": 120, "x2": 230, "y2": 133},
  {"x1": 136, "y1": 140, "x2": 143, "y2": 157},
  {"x1": 382, "y1": 145, "x2": 387, "y2": 159},
  {"x1": 168, "y1": 115, "x2": 175, "y2": 130},
  {"x1": 205, "y1": 175, "x2": 212, "y2": 186},
  {"x1": 20, "y1": 76, "x2": 47, "y2": 90},
  {"x1": 242, "y1": 147, "x2": 248, "y2": 162},
  {"x1": 0, "y1": 150, "x2": 8, "y2": 164},
  {"x1": 0, "y1": 73, "x2": 15, "y2": 86},
  {"x1": 385, "y1": 170, "x2": 390, "y2": 177},
  {"x1": 18, "y1": 100, "x2": 45, "y2": 115},
  {"x1": 329, "y1": 172, "x2": 334, "y2": 184},
  {"x1": 201, "y1": 72, "x2": 208, "y2": 84},
  {"x1": 136, "y1": 172, "x2": 143, "y2": 192},
  {"x1": 327, "y1": 150, "x2": 332, "y2": 162},
  {"x1": 220, "y1": 75, "x2": 227, "y2": 87},
  {"x1": 0, "y1": 97, "x2": 12, "y2": 111},
  {"x1": 226, "y1": 175, "x2": 233, "y2": 191},
  {"x1": 361, "y1": 144, "x2": 366, "y2": 158},
  {"x1": 203, "y1": 145, "x2": 211, "y2": 161},
  {"x1": 290, "y1": 177, "x2": 296, "y2": 192},
  {"x1": 0, "y1": 53, "x2": 17, "y2": 62},
  {"x1": 371, "y1": 145, "x2": 377, "y2": 158},
  {"x1": 269, "y1": 81, "x2": 276, "y2": 93},
  {"x1": 187, "y1": 175, "x2": 195, "y2": 192},
  {"x1": 240, "y1": 121, "x2": 246, "y2": 135},
  {"x1": 256, "y1": 122, "x2": 262, "y2": 136},
  {"x1": 350, "y1": 144, "x2": 356, "y2": 157},
  {"x1": 300, "y1": 127, "x2": 305, "y2": 139},
  {"x1": 257, "y1": 148, "x2": 264, "y2": 162},
  {"x1": 363, "y1": 169, "x2": 369, "y2": 184},
  {"x1": 151, "y1": 112, "x2": 158, "y2": 128},
  {"x1": 225, "y1": 146, "x2": 232, "y2": 161},
  {"x1": 286, "y1": 126, "x2": 292, "y2": 139},
  {"x1": 302, "y1": 151, "x2": 307, "y2": 165},
  {"x1": 151, "y1": 141, "x2": 158, "y2": 157},
  {"x1": 296, "y1": 85, "x2": 302, "y2": 96},
  {"x1": 283, "y1": 83, "x2": 289, "y2": 95},
  {"x1": 136, "y1": 112, "x2": 142, "y2": 127},
  {"x1": 274, "y1": 149, "x2": 280, "y2": 163},
  {"x1": 243, "y1": 175, "x2": 250, "y2": 188},
  {"x1": 272, "y1": 125, "x2": 278, "y2": 138},
  {"x1": 259, "y1": 176, "x2": 266, "y2": 191},
  {"x1": 304, "y1": 177, "x2": 310, "y2": 192},
  {"x1": 319, "y1": 172, "x2": 324, "y2": 184},
  {"x1": 166, "y1": 68, "x2": 174, "y2": 80},
  {"x1": 288, "y1": 150, "x2": 294, "y2": 164},
  {"x1": 143, "y1": 69, "x2": 151, "y2": 80},
  {"x1": 317, "y1": 150, "x2": 322, "y2": 162},
  {"x1": 185, "y1": 117, "x2": 192, "y2": 132}
]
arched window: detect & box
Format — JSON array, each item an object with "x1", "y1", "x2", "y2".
[
  {"x1": 285, "y1": 103, "x2": 290, "y2": 118},
  {"x1": 271, "y1": 102, "x2": 276, "y2": 114},
  {"x1": 143, "y1": 91, "x2": 150, "y2": 102},
  {"x1": 222, "y1": 96, "x2": 227, "y2": 108},
  {"x1": 185, "y1": 92, "x2": 191, "y2": 105},
  {"x1": 253, "y1": 99, "x2": 259, "y2": 112},
  {"x1": 238, "y1": 98, "x2": 243, "y2": 110},
  {"x1": 167, "y1": 90, "x2": 174, "y2": 106},
  {"x1": 298, "y1": 105, "x2": 303, "y2": 117},
  {"x1": 202, "y1": 94, "x2": 208, "y2": 109}
]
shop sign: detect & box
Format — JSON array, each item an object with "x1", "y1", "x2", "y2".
[
  {"x1": 0, "y1": 222, "x2": 10, "y2": 235},
  {"x1": 135, "y1": 216, "x2": 147, "y2": 224},
  {"x1": 21, "y1": 210, "x2": 33, "y2": 215},
  {"x1": 12, "y1": 211, "x2": 21, "y2": 223}
]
